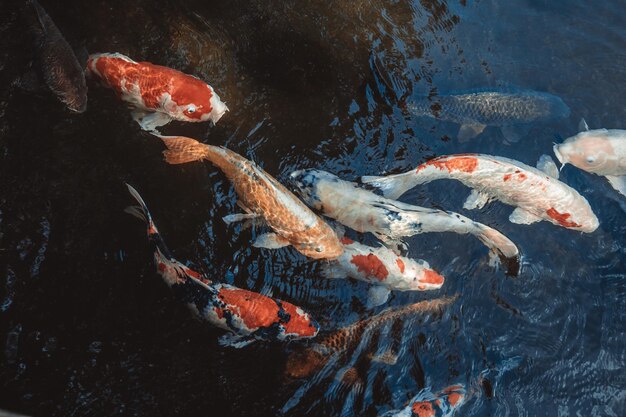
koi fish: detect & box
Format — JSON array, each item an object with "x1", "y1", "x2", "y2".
[
  {"x1": 381, "y1": 385, "x2": 465, "y2": 417},
  {"x1": 407, "y1": 88, "x2": 569, "y2": 141},
  {"x1": 362, "y1": 154, "x2": 599, "y2": 232},
  {"x1": 290, "y1": 169, "x2": 520, "y2": 273},
  {"x1": 325, "y1": 236, "x2": 444, "y2": 307},
  {"x1": 285, "y1": 295, "x2": 458, "y2": 379},
  {"x1": 87, "y1": 53, "x2": 228, "y2": 131},
  {"x1": 25, "y1": 0, "x2": 87, "y2": 112},
  {"x1": 554, "y1": 118, "x2": 626, "y2": 197},
  {"x1": 124, "y1": 184, "x2": 319, "y2": 348},
  {"x1": 157, "y1": 135, "x2": 344, "y2": 259}
]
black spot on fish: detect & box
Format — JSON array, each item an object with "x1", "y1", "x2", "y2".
[{"x1": 385, "y1": 210, "x2": 402, "y2": 221}]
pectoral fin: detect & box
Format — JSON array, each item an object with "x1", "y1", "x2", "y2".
[
  {"x1": 463, "y1": 190, "x2": 492, "y2": 210},
  {"x1": 131, "y1": 109, "x2": 172, "y2": 132},
  {"x1": 606, "y1": 176, "x2": 626, "y2": 197},
  {"x1": 501, "y1": 124, "x2": 531, "y2": 144},
  {"x1": 223, "y1": 213, "x2": 260, "y2": 224},
  {"x1": 218, "y1": 333, "x2": 256, "y2": 348},
  {"x1": 579, "y1": 118, "x2": 589, "y2": 132},
  {"x1": 458, "y1": 123, "x2": 486, "y2": 142},
  {"x1": 253, "y1": 232, "x2": 290, "y2": 249},
  {"x1": 509, "y1": 208, "x2": 542, "y2": 225},
  {"x1": 536, "y1": 154, "x2": 559, "y2": 179},
  {"x1": 366, "y1": 286, "x2": 391, "y2": 308}
]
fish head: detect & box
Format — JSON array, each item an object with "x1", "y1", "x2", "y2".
[
  {"x1": 279, "y1": 302, "x2": 320, "y2": 339},
  {"x1": 400, "y1": 257, "x2": 445, "y2": 291},
  {"x1": 168, "y1": 80, "x2": 228, "y2": 124},
  {"x1": 297, "y1": 232, "x2": 345, "y2": 259},
  {"x1": 289, "y1": 169, "x2": 331, "y2": 206},
  {"x1": 553, "y1": 130, "x2": 616, "y2": 175},
  {"x1": 56, "y1": 66, "x2": 88, "y2": 113}
]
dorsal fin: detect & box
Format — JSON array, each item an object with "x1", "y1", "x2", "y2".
[{"x1": 578, "y1": 118, "x2": 589, "y2": 132}]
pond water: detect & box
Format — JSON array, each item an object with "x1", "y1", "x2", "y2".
[{"x1": 0, "y1": 0, "x2": 624, "y2": 416}]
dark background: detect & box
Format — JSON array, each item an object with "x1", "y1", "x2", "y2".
[{"x1": 0, "y1": 0, "x2": 624, "y2": 416}]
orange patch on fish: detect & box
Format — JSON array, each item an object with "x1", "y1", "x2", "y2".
[
  {"x1": 350, "y1": 254, "x2": 389, "y2": 281},
  {"x1": 417, "y1": 155, "x2": 478, "y2": 174},
  {"x1": 215, "y1": 288, "x2": 280, "y2": 329},
  {"x1": 412, "y1": 401, "x2": 436, "y2": 417},
  {"x1": 447, "y1": 392, "x2": 464, "y2": 407},
  {"x1": 422, "y1": 269, "x2": 444, "y2": 285},
  {"x1": 281, "y1": 303, "x2": 318, "y2": 337},
  {"x1": 546, "y1": 207, "x2": 581, "y2": 228},
  {"x1": 341, "y1": 236, "x2": 355, "y2": 245},
  {"x1": 157, "y1": 262, "x2": 167, "y2": 272},
  {"x1": 503, "y1": 173, "x2": 512, "y2": 181},
  {"x1": 396, "y1": 258, "x2": 405, "y2": 273}
]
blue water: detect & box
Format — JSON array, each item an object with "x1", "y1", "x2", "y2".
[{"x1": 0, "y1": 0, "x2": 624, "y2": 416}]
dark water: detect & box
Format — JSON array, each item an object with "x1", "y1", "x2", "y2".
[{"x1": 1, "y1": 0, "x2": 625, "y2": 416}]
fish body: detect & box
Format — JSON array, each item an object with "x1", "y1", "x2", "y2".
[
  {"x1": 381, "y1": 385, "x2": 466, "y2": 417},
  {"x1": 158, "y1": 135, "x2": 343, "y2": 259},
  {"x1": 290, "y1": 169, "x2": 519, "y2": 267},
  {"x1": 87, "y1": 53, "x2": 227, "y2": 131},
  {"x1": 362, "y1": 154, "x2": 599, "y2": 232},
  {"x1": 325, "y1": 236, "x2": 444, "y2": 297},
  {"x1": 125, "y1": 184, "x2": 319, "y2": 347},
  {"x1": 408, "y1": 88, "x2": 569, "y2": 141},
  {"x1": 554, "y1": 119, "x2": 626, "y2": 196},
  {"x1": 285, "y1": 296, "x2": 457, "y2": 379},
  {"x1": 26, "y1": 0, "x2": 87, "y2": 112}
]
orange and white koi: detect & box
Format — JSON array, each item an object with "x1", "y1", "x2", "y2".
[
  {"x1": 87, "y1": 53, "x2": 228, "y2": 131},
  {"x1": 554, "y1": 118, "x2": 626, "y2": 197},
  {"x1": 157, "y1": 135, "x2": 344, "y2": 260},
  {"x1": 324, "y1": 236, "x2": 444, "y2": 306},
  {"x1": 381, "y1": 385, "x2": 466, "y2": 417},
  {"x1": 362, "y1": 154, "x2": 599, "y2": 233},
  {"x1": 291, "y1": 169, "x2": 519, "y2": 272},
  {"x1": 125, "y1": 184, "x2": 319, "y2": 348}
]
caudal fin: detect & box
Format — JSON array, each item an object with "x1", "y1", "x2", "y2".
[
  {"x1": 474, "y1": 225, "x2": 520, "y2": 276},
  {"x1": 361, "y1": 172, "x2": 416, "y2": 200},
  {"x1": 159, "y1": 135, "x2": 209, "y2": 165}
]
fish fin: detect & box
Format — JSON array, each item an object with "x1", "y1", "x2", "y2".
[
  {"x1": 473, "y1": 225, "x2": 520, "y2": 276},
  {"x1": 218, "y1": 333, "x2": 256, "y2": 348},
  {"x1": 579, "y1": 118, "x2": 589, "y2": 132},
  {"x1": 500, "y1": 124, "x2": 531, "y2": 144},
  {"x1": 252, "y1": 233, "x2": 290, "y2": 249},
  {"x1": 320, "y1": 262, "x2": 347, "y2": 279},
  {"x1": 73, "y1": 44, "x2": 89, "y2": 69},
  {"x1": 606, "y1": 176, "x2": 626, "y2": 197},
  {"x1": 366, "y1": 286, "x2": 391, "y2": 308},
  {"x1": 508, "y1": 208, "x2": 542, "y2": 225},
  {"x1": 30, "y1": 0, "x2": 49, "y2": 35},
  {"x1": 463, "y1": 190, "x2": 492, "y2": 210},
  {"x1": 159, "y1": 135, "x2": 209, "y2": 165},
  {"x1": 236, "y1": 200, "x2": 253, "y2": 214},
  {"x1": 131, "y1": 110, "x2": 172, "y2": 132},
  {"x1": 369, "y1": 350, "x2": 399, "y2": 365},
  {"x1": 536, "y1": 154, "x2": 559, "y2": 179},
  {"x1": 124, "y1": 205, "x2": 147, "y2": 222},
  {"x1": 377, "y1": 235, "x2": 408, "y2": 256},
  {"x1": 458, "y1": 123, "x2": 486, "y2": 142},
  {"x1": 361, "y1": 173, "x2": 414, "y2": 200},
  {"x1": 223, "y1": 213, "x2": 260, "y2": 225}
]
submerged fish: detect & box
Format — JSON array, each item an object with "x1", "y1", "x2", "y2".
[
  {"x1": 25, "y1": 0, "x2": 87, "y2": 112},
  {"x1": 407, "y1": 88, "x2": 570, "y2": 141},
  {"x1": 290, "y1": 169, "x2": 519, "y2": 272},
  {"x1": 554, "y1": 118, "x2": 626, "y2": 197},
  {"x1": 125, "y1": 184, "x2": 319, "y2": 348},
  {"x1": 87, "y1": 53, "x2": 228, "y2": 131},
  {"x1": 285, "y1": 295, "x2": 458, "y2": 379},
  {"x1": 325, "y1": 236, "x2": 445, "y2": 307},
  {"x1": 362, "y1": 154, "x2": 599, "y2": 232},
  {"x1": 381, "y1": 385, "x2": 466, "y2": 417},
  {"x1": 158, "y1": 135, "x2": 343, "y2": 259}
]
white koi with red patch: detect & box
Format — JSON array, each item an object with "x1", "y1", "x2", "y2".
[
  {"x1": 362, "y1": 154, "x2": 599, "y2": 232},
  {"x1": 554, "y1": 119, "x2": 626, "y2": 197},
  {"x1": 324, "y1": 237, "x2": 444, "y2": 292},
  {"x1": 87, "y1": 53, "x2": 228, "y2": 131}
]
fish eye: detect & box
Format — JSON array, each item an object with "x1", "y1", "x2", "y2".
[
  {"x1": 586, "y1": 156, "x2": 596, "y2": 164},
  {"x1": 186, "y1": 104, "x2": 196, "y2": 113},
  {"x1": 315, "y1": 247, "x2": 323, "y2": 253}
]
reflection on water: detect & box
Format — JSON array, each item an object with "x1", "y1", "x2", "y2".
[{"x1": 0, "y1": 0, "x2": 625, "y2": 416}]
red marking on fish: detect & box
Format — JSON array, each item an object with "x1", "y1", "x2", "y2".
[
  {"x1": 422, "y1": 269, "x2": 444, "y2": 285},
  {"x1": 350, "y1": 254, "x2": 389, "y2": 281},
  {"x1": 447, "y1": 392, "x2": 464, "y2": 407},
  {"x1": 281, "y1": 303, "x2": 318, "y2": 337},
  {"x1": 396, "y1": 258, "x2": 405, "y2": 273},
  {"x1": 503, "y1": 173, "x2": 512, "y2": 181},
  {"x1": 216, "y1": 288, "x2": 281, "y2": 330},
  {"x1": 546, "y1": 208, "x2": 581, "y2": 228},
  {"x1": 157, "y1": 262, "x2": 167, "y2": 272},
  {"x1": 417, "y1": 155, "x2": 478, "y2": 174},
  {"x1": 341, "y1": 236, "x2": 355, "y2": 245},
  {"x1": 518, "y1": 173, "x2": 527, "y2": 181},
  {"x1": 412, "y1": 401, "x2": 436, "y2": 417}
]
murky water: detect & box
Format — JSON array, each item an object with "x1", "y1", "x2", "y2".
[{"x1": 1, "y1": 0, "x2": 625, "y2": 416}]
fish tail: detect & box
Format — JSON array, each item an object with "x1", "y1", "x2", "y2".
[
  {"x1": 361, "y1": 172, "x2": 418, "y2": 200},
  {"x1": 124, "y1": 184, "x2": 173, "y2": 259},
  {"x1": 158, "y1": 135, "x2": 211, "y2": 165},
  {"x1": 474, "y1": 224, "x2": 521, "y2": 276}
]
